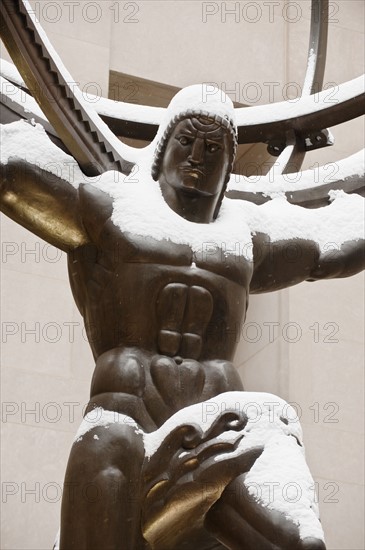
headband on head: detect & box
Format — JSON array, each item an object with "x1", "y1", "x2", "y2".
[{"x1": 151, "y1": 109, "x2": 238, "y2": 182}]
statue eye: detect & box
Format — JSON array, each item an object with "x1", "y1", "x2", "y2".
[
  {"x1": 207, "y1": 143, "x2": 220, "y2": 153},
  {"x1": 177, "y1": 136, "x2": 191, "y2": 146}
]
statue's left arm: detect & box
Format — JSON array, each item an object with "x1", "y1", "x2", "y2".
[{"x1": 250, "y1": 233, "x2": 365, "y2": 294}]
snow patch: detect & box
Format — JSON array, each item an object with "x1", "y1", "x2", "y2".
[
  {"x1": 303, "y1": 48, "x2": 316, "y2": 96},
  {"x1": 110, "y1": 163, "x2": 253, "y2": 260},
  {"x1": 142, "y1": 391, "x2": 324, "y2": 542},
  {"x1": 0, "y1": 58, "x2": 26, "y2": 88},
  {"x1": 0, "y1": 76, "x2": 47, "y2": 120},
  {"x1": 239, "y1": 193, "x2": 364, "y2": 249},
  {"x1": 228, "y1": 150, "x2": 365, "y2": 194},
  {"x1": 74, "y1": 408, "x2": 142, "y2": 441},
  {"x1": 235, "y1": 76, "x2": 365, "y2": 126}
]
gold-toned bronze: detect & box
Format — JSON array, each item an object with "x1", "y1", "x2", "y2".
[{"x1": 1, "y1": 160, "x2": 88, "y2": 251}]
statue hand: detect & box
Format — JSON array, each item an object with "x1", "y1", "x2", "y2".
[{"x1": 141, "y1": 410, "x2": 263, "y2": 549}]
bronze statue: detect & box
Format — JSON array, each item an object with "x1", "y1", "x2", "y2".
[
  {"x1": 1, "y1": 84, "x2": 364, "y2": 549},
  {"x1": 1, "y1": 0, "x2": 364, "y2": 548}
]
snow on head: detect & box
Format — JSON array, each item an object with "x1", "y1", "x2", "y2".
[{"x1": 157, "y1": 84, "x2": 236, "y2": 137}]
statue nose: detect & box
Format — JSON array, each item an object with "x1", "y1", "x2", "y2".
[{"x1": 188, "y1": 139, "x2": 204, "y2": 165}]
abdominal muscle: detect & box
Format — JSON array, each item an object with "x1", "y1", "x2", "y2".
[{"x1": 87, "y1": 346, "x2": 243, "y2": 432}]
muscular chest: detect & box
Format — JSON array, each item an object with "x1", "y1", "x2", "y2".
[
  {"x1": 73, "y1": 184, "x2": 252, "y2": 359},
  {"x1": 99, "y1": 217, "x2": 253, "y2": 288},
  {"x1": 77, "y1": 182, "x2": 253, "y2": 287}
]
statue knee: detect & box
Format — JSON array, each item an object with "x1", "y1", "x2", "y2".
[
  {"x1": 102, "y1": 422, "x2": 145, "y2": 466},
  {"x1": 95, "y1": 465, "x2": 125, "y2": 485},
  {"x1": 64, "y1": 425, "x2": 144, "y2": 511},
  {"x1": 92, "y1": 466, "x2": 127, "y2": 503},
  {"x1": 67, "y1": 419, "x2": 145, "y2": 481}
]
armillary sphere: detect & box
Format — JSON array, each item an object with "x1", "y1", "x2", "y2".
[{"x1": 0, "y1": 0, "x2": 364, "y2": 203}]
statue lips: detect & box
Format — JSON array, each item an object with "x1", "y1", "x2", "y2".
[{"x1": 179, "y1": 166, "x2": 208, "y2": 194}]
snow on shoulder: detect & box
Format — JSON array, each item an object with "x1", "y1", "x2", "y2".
[
  {"x1": 237, "y1": 192, "x2": 364, "y2": 250},
  {"x1": 1, "y1": 99, "x2": 364, "y2": 257}
]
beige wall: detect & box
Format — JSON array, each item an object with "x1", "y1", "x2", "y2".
[{"x1": 1, "y1": 1, "x2": 364, "y2": 549}]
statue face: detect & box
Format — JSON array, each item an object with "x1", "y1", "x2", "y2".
[{"x1": 159, "y1": 117, "x2": 231, "y2": 199}]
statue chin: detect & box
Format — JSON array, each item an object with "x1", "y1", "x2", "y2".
[
  {"x1": 181, "y1": 173, "x2": 204, "y2": 191},
  {"x1": 182, "y1": 179, "x2": 201, "y2": 192}
]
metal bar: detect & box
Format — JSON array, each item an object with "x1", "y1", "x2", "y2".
[
  {"x1": 236, "y1": 82, "x2": 365, "y2": 145},
  {"x1": 0, "y1": 0, "x2": 134, "y2": 176},
  {"x1": 2, "y1": 73, "x2": 363, "y2": 148},
  {"x1": 226, "y1": 173, "x2": 365, "y2": 208},
  {"x1": 268, "y1": 0, "x2": 330, "y2": 168},
  {"x1": 303, "y1": 0, "x2": 329, "y2": 95},
  {"x1": 265, "y1": 132, "x2": 305, "y2": 177}
]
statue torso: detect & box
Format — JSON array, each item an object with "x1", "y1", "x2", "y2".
[
  {"x1": 69, "y1": 184, "x2": 253, "y2": 361},
  {"x1": 68, "y1": 184, "x2": 253, "y2": 427}
]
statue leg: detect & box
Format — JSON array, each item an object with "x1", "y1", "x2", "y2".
[
  {"x1": 59, "y1": 414, "x2": 145, "y2": 550},
  {"x1": 205, "y1": 475, "x2": 326, "y2": 550},
  {"x1": 195, "y1": 391, "x2": 327, "y2": 550}
]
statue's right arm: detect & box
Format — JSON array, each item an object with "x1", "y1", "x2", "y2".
[{"x1": 0, "y1": 159, "x2": 89, "y2": 252}]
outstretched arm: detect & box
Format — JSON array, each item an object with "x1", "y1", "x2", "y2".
[
  {"x1": 250, "y1": 233, "x2": 364, "y2": 294},
  {"x1": 310, "y1": 238, "x2": 365, "y2": 280},
  {"x1": 1, "y1": 158, "x2": 88, "y2": 252}
]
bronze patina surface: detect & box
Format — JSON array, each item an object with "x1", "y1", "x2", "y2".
[
  {"x1": 2, "y1": 101, "x2": 364, "y2": 549},
  {"x1": 1, "y1": 1, "x2": 364, "y2": 549}
]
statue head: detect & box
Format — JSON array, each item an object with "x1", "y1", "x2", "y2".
[{"x1": 151, "y1": 86, "x2": 237, "y2": 222}]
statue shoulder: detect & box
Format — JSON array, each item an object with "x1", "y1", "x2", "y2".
[
  {"x1": 78, "y1": 183, "x2": 113, "y2": 213},
  {"x1": 78, "y1": 183, "x2": 114, "y2": 242}
]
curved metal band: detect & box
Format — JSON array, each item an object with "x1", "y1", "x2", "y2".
[
  {"x1": 226, "y1": 174, "x2": 365, "y2": 208},
  {"x1": 270, "y1": 0, "x2": 330, "y2": 175},
  {"x1": 2, "y1": 61, "x2": 364, "y2": 155},
  {"x1": 1, "y1": 0, "x2": 363, "y2": 180},
  {"x1": 96, "y1": 78, "x2": 365, "y2": 146},
  {"x1": 0, "y1": 0, "x2": 133, "y2": 176},
  {"x1": 235, "y1": 79, "x2": 365, "y2": 145},
  {"x1": 303, "y1": 0, "x2": 329, "y2": 95}
]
